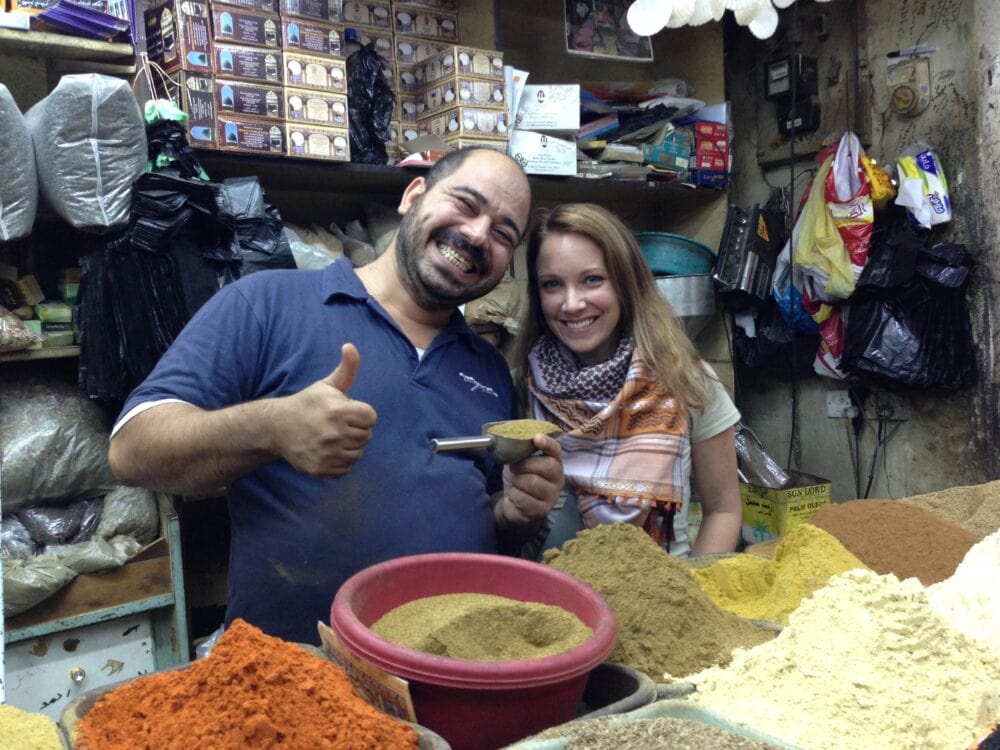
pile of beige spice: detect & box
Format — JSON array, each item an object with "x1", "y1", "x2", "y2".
[
  {"x1": 686, "y1": 529, "x2": 1000, "y2": 750},
  {"x1": 0, "y1": 704, "x2": 66, "y2": 750}
]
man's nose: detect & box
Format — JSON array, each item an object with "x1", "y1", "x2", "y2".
[{"x1": 462, "y1": 214, "x2": 491, "y2": 246}]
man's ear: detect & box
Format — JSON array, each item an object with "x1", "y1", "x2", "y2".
[{"x1": 398, "y1": 176, "x2": 427, "y2": 216}]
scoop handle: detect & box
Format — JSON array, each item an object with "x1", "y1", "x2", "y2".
[{"x1": 429, "y1": 436, "x2": 495, "y2": 453}]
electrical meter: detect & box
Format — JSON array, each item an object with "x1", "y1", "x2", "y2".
[{"x1": 764, "y1": 55, "x2": 818, "y2": 102}]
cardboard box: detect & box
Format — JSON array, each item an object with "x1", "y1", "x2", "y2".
[
  {"x1": 394, "y1": 34, "x2": 439, "y2": 64},
  {"x1": 350, "y1": 23, "x2": 394, "y2": 65},
  {"x1": 740, "y1": 470, "x2": 831, "y2": 545},
  {"x1": 285, "y1": 87, "x2": 348, "y2": 126},
  {"x1": 690, "y1": 168, "x2": 729, "y2": 188},
  {"x1": 508, "y1": 129, "x2": 576, "y2": 176},
  {"x1": 283, "y1": 50, "x2": 347, "y2": 93},
  {"x1": 216, "y1": 77, "x2": 285, "y2": 120},
  {"x1": 145, "y1": 0, "x2": 213, "y2": 74},
  {"x1": 643, "y1": 140, "x2": 690, "y2": 170},
  {"x1": 443, "y1": 136, "x2": 507, "y2": 154},
  {"x1": 393, "y1": 7, "x2": 456, "y2": 41},
  {"x1": 285, "y1": 122, "x2": 350, "y2": 160},
  {"x1": 694, "y1": 153, "x2": 726, "y2": 171},
  {"x1": 396, "y1": 61, "x2": 426, "y2": 93},
  {"x1": 282, "y1": 17, "x2": 342, "y2": 56},
  {"x1": 418, "y1": 105, "x2": 508, "y2": 141},
  {"x1": 340, "y1": 0, "x2": 390, "y2": 28},
  {"x1": 514, "y1": 84, "x2": 580, "y2": 132},
  {"x1": 397, "y1": 94, "x2": 425, "y2": 121},
  {"x1": 217, "y1": 114, "x2": 285, "y2": 154},
  {"x1": 174, "y1": 72, "x2": 217, "y2": 148},
  {"x1": 393, "y1": 0, "x2": 456, "y2": 10},
  {"x1": 424, "y1": 75, "x2": 505, "y2": 112},
  {"x1": 213, "y1": 0, "x2": 279, "y2": 12},
  {"x1": 211, "y1": 6, "x2": 280, "y2": 49},
  {"x1": 214, "y1": 43, "x2": 282, "y2": 84},
  {"x1": 423, "y1": 45, "x2": 503, "y2": 84},
  {"x1": 279, "y1": 0, "x2": 342, "y2": 23}
]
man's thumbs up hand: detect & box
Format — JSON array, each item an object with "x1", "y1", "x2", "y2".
[{"x1": 277, "y1": 343, "x2": 377, "y2": 478}]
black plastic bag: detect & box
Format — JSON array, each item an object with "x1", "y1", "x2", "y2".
[
  {"x1": 219, "y1": 177, "x2": 294, "y2": 274},
  {"x1": 347, "y1": 40, "x2": 395, "y2": 164},
  {"x1": 733, "y1": 299, "x2": 819, "y2": 375},
  {"x1": 856, "y1": 206, "x2": 924, "y2": 291},
  {"x1": 842, "y1": 242, "x2": 977, "y2": 390}
]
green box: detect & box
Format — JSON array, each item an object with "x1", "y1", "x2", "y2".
[{"x1": 740, "y1": 470, "x2": 831, "y2": 545}]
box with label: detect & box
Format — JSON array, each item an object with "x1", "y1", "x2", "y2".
[
  {"x1": 351, "y1": 24, "x2": 394, "y2": 65},
  {"x1": 211, "y1": 6, "x2": 280, "y2": 49},
  {"x1": 214, "y1": 43, "x2": 282, "y2": 83},
  {"x1": 424, "y1": 46, "x2": 503, "y2": 84},
  {"x1": 285, "y1": 87, "x2": 348, "y2": 126},
  {"x1": 281, "y1": 17, "x2": 342, "y2": 56},
  {"x1": 443, "y1": 136, "x2": 507, "y2": 154},
  {"x1": 690, "y1": 168, "x2": 728, "y2": 188},
  {"x1": 694, "y1": 153, "x2": 726, "y2": 171},
  {"x1": 425, "y1": 75, "x2": 505, "y2": 112},
  {"x1": 515, "y1": 84, "x2": 580, "y2": 132},
  {"x1": 213, "y1": 0, "x2": 279, "y2": 12},
  {"x1": 397, "y1": 94, "x2": 425, "y2": 122},
  {"x1": 283, "y1": 50, "x2": 347, "y2": 92},
  {"x1": 341, "y1": 0, "x2": 390, "y2": 28},
  {"x1": 508, "y1": 129, "x2": 576, "y2": 176},
  {"x1": 285, "y1": 122, "x2": 350, "y2": 161},
  {"x1": 279, "y1": 0, "x2": 342, "y2": 22},
  {"x1": 216, "y1": 78, "x2": 284, "y2": 120},
  {"x1": 394, "y1": 34, "x2": 439, "y2": 64},
  {"x1": 396, "y1": 61, "x2": 425, "y2": 93},
  {"x1": 418, "y1": 105, "x2": 508, "y2": 141},
  {"x1": 393, "y1": 7, "x2": 456, "y2": 42},
  {"x1": 394, "y1": 0, "x2": 456, "y2": 10},
  {"x1": 145, "y1": 0, "x2": 213, "y2": 74},
  {"x1": 642, "y1": 141, "x2": 690, "y2": 170},
  {"x1": 218, "y1": 114, "x2": 285, "y2": 154},
  {"x1": 693, "y1": 120, "x2": 728, "y2": 140},
  {"x1": 173, "y1": 72, "x2": 217, "y2": 148},
  {"x1": 740, "y1": 470, "x2": 831, "y2": 545}
]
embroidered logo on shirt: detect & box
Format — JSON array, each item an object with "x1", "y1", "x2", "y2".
[{"x1": 459, "y1": 372, "x2": 498, "y2": 397}]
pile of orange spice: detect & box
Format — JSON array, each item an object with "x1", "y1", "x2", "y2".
[{"x1": 76, "y1": 618, "x2": 418, "y2": 749}]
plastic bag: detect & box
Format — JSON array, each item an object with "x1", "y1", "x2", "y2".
[
  {"x1": 95, "y1": 487, "x2": 160, "y2": 545},
  {"x1": 733, "y1": 298, "x2": 818, "y2": 374},
  {"x1": 3, "y1": 556, "x2": 77, "y2": 616},
  {"x1": 824, "y1": 131, "x2": 872, "y2": 284},
  {"x1": 2, "y1": 514, "x2": 37, "y2": 559},
  {"x1": 219, "y1": 177, "x2": 295, "y2": 274},
  {"x1": 0, "y1": 377, "x2": 117, "y2": 510},
  {"x1": 734, "y1": 424, "x2": 791, "y2": 489},
  {"x1": 793, "y1": 155, "x2": 855, "y2": 301},
  {"x1": 0, "y1": 305, "x2": 40, "y2": 352},
  {"x1": 284, "y1": 225, "x2": 343, "y2": 269},
  {"x1": 17, "y1": 498, "x2": 102, "y2": 545},
  {"x1": 772, "y1": 242, "x2": 819, "y2": 335},
  {"x1": 347, "y1": 41, "x2": 395, "y2": 164},
  {"x1": 895, "y1": 143, "x2": 952, "y2": 229},
  {"x1": 0, "y1": 83, "x2": 38, "y2": 240},
  {"x1": 24, "y1": 74, "x2": 146, "y2": 232}
]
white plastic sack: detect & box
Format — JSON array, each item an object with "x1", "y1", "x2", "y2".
[
  {"x1": 0, "y1": 84, "x2": 38, "y2": 240},
  {"x1": 24, "y1": 74, "x2": 146, "y2": 232}
]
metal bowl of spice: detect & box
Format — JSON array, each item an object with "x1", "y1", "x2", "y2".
[{"x1": 330, "y1": 552, "x2": 617, "y2": 750}]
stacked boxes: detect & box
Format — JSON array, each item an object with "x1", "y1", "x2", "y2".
[
  {"x1": 509, "y1": 84, "x2": 579, "y2": 176},
  {"x1": 692, "y1": 120, "x2": 729, "y2": 187},
  {"x1": 144, "y1": 0, "x2": 349, "y2": 160}
]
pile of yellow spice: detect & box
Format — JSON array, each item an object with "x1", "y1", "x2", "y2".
[
  {"x1": 690, "y1": 523, "x2": 867, "y2": 624},
  {"x1": 0, "y1": 703, "x2": 66, "y2": 750}
]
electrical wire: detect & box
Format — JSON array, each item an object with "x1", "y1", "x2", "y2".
[{"x1": 784, "y1": 0, "x2": 800, "y2": 470}]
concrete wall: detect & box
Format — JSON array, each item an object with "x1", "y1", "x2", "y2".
[{"x1": 727, "y1": 0, "x2": 997, "y2": 499}]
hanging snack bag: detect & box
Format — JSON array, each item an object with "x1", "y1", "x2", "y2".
[{"x1": 895, "y1": 143, "x2": 952, "y2": 229}]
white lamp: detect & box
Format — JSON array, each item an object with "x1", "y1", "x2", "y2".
[{"x1": 626, "y1": 0, "x2": 832, "y2": 40}]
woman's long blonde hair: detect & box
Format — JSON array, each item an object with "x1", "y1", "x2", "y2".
[{"x1": 512, "y1": 203, "x2": 713, "y2": 411}]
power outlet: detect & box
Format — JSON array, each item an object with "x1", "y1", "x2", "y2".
[
  {"x1": 825, "y1": 390, "x2": 857, "y2": 418},
  {"x1": 862, "y1": 392, "x2": 911, "y2": 421}
]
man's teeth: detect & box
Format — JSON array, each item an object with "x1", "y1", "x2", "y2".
[
  {"x1": 566, "y1": 319, "x2": 595, "y2": 330},
  {"x1": 439, "y1": 243, "x2": 473, "y2": 272}
]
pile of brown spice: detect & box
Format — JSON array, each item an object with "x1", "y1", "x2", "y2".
[
  {"x1": 543, "y1": 523, "x2": 774, "y2": 681},
  {"x1": 805, "y1": 499, "x2": 978, "y2": 585},
  {"x1": 75, "y1": 618, "x2": 419, "y2": 750},
  {"x1": 894, "y1": 479, "x2": 1000, "y2": 540}
]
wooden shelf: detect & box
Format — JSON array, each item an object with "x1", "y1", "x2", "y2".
[
  {"x1": 0, "y1": 28, "x2": 134, "y2": 63},
  {"x1": 0, "y1": 345, "x2": 79, "y2": 363},
  {"x1": 195, "y1": 152, "x2": 723, "y2": 207}
]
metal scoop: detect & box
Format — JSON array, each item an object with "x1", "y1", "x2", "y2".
[{"x1": 429, "y1": 420, "x2": 562, "y2": 464}]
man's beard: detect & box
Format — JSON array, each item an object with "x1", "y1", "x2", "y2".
[{"x1": 394, "y1": 201, "x2": 501, "y2": 311}]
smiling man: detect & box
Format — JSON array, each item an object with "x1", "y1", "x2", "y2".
[{"x1": 108, "y1": 148, "x2": 563, "y2": 644}]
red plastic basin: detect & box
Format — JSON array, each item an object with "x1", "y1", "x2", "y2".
[{"x1": 330, "y1": 552, "x2": 617, "y2": 750}]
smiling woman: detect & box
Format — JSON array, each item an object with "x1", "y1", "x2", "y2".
[{"x1": 512, "y1": 202, "x2": 743, "y2": 560}]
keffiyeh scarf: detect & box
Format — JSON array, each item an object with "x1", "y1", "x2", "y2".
[{"x1": 527, "y1": 334, "x2": 688, "y2": 545}]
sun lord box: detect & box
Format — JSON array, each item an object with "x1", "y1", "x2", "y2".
[{"x1": 740, "y1": 470, "x2": 832, "y2": 546}]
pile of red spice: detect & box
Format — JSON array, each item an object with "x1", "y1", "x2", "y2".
[{"x1": 76, "y1": 618, "x2": 419, "y2": 749}]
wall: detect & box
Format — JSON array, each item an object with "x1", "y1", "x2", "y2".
[{"x1": 727, "y1": 0, "x2": 997, "y2": 499}]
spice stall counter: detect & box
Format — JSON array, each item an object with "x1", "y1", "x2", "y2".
[{"x1": 4, "y1": 494, "x2": 189, "y2": 722}]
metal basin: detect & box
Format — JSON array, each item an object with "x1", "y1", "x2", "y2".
[{"x1": 654, "y1": 273, "x2": 717, "y2": 340}]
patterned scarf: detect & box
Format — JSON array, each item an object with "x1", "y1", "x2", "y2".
[{"x1": 527, "y1": 334, "x2": 688, "y2": 544}]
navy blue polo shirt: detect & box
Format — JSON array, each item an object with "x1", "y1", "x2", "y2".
[{"x1": 118, "y1": 258, "x2": 515, "y2": 643}]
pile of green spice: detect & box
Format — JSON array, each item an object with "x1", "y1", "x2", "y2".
[
  {"x1": 370, "y1": 593, "x2": 593, "y2": 660},
  {"x1": 487, "y1": 419, "x2": 561, "y2": 439},
  {"x1": 543, "y1": 523, "x2": 775, "y2": 680}
]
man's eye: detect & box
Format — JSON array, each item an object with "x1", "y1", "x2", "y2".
[{"x1": 493, "y1": 229, "x2": 515, "y2": 246}]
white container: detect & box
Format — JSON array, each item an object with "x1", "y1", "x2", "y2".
[
  {"x1": 514, "y1": 84, "x2": 580, "y2": 133},
  {"x1": 508, "y1": 129, "x2": 576, "y2": 176}
]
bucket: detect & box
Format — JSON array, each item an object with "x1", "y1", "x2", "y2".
[{"x1": 330, "y1": 552, "x2": 617, "y2": 750}]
